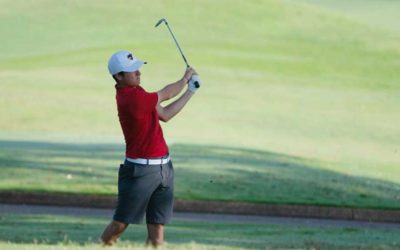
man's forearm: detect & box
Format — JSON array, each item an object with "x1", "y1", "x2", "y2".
[
  {"x1": 159, "y1": 77, "x2": 187, "y2": 101},
  {"x1": 158, "y1": 90, "x2": 194, "y2": 122}
]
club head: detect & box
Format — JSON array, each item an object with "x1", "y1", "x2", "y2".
[{"x1": 155, "y1": 18, "x2": 167, "y2": 28}]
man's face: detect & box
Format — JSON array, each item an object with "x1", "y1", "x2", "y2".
[{"x1": 120, "y1": 70, "x2": 141, "y2": 86}]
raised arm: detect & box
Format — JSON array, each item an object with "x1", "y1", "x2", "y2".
[
  {"x1": 157, "y1": 67, "x2": 194, "y2": 103},
  {"x1": 157, "y1": 67, "x2": 199, "y2": 122},
  {"x1": 157, "y1": 90, "x2": 194, "y2": 122}
]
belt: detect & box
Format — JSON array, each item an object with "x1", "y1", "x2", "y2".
[{"x1": 126, "y1": 156, "x2": 170, "y2": 165}]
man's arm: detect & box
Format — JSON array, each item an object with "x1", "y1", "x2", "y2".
[
  {"x1": 157, "y1": 89, "x2": 194, "y2": 122},
  {"x1": 157, "y1": 67, "x2": 194, "y2": 103}
]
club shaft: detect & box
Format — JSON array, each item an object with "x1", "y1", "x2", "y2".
[{"x1": 164, "y1": 23, "x2": 190, "y2": 67}]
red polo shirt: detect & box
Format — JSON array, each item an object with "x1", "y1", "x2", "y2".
[{"x1": 116, "y1": 85, "x2": 168, "y2": 158}]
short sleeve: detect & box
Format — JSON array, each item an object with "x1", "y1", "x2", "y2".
[{"x1": 128, "y1": 89, "x2": 158, "y2": 116}]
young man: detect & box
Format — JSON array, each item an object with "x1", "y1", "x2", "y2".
[{"x1": 100, "y1": 50, "x2": 199, "y2": 247}]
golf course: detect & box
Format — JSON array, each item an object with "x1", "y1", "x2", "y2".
[{"x1": 1, "y1": 0, "x2": 399, "y2": 249}]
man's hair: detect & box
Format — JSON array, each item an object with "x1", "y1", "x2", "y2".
[{"x1": 112, "y1": 72, "x2": 125, "y2": 83}]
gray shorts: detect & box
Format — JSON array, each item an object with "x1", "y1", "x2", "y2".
[{"x1": 113, "y1": 158, "x2": 174, "y2": 224}]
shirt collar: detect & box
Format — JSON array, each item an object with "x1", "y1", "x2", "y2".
[{"x1": 116, "y1": 84, "x2": 143, "y2": 92}]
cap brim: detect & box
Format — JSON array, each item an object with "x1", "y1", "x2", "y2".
[{"x1": 124, "y1": 60, "x2": 146, "y2": 72}]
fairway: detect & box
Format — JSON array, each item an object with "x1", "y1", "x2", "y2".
[
  {"x1": 301, "y1": 0, "x2": 400, "y2": 33},
  {"x1": 1, "y1": 0, "x2": 399, "y2": 209}
]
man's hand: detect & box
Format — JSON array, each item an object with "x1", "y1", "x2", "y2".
[
  {"x1": 185, "y1": 67, "x2": 200, "y2": 93},
  {"x1": 183, "y1": 67, "x2": 195, "y2": 82},
  {"x1": 188, "y1": 75, "x2": 201, "y2": 93}
]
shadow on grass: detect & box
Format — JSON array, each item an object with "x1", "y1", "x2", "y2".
[{"x1": 0, "y1": 139, "x2": 399, "y2": 209}]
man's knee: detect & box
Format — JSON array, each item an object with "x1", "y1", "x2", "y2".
[{"x1": 111, "y1": 220, "x2": 128, "y2": 232}]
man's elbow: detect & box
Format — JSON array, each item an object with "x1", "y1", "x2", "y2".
[
  {"x1": 158, "y1": 113, "x2": 170, "y2": 123},
  {"x1": 158, "y1": 89, "x2": 174, "y2": 103},
  {"x1": 159, "y1": 117, "x2": 170, "y2": 123}
]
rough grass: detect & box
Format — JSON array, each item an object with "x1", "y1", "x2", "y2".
[
  {"x1": 0, "y1": 243, "x2": 244, "y2": 250},
  {"x1": 1, "y1": 213, "x2": 399, "y2": 250}
]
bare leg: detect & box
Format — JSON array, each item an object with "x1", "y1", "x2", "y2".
[
  {"x1": 101, "y1": 220, "x2": 128, "y2": 246},
  {"x1": 146, "y1": 224, "x2": 164, "y2": 247}
]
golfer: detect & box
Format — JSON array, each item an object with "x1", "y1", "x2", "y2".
[{"x1": 101, "y1": 50, "x2": 199, "y2": 247}]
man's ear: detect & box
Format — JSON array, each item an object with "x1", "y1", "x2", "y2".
[{"x1": 115, "y1": 72, "x2": 124, "y2": 81}]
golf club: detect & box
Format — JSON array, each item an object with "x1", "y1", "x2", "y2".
[{"x1": 155, "y1": 18, "x2": 200, "y2": 88}]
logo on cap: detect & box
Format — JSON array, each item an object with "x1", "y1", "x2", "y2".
[{"x1": 127, "y1": 53, "x2": 133, "y2": 60}]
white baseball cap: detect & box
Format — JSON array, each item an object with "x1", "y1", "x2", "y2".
[{"x1": 108, "y1": 50, "x2": 146, "y2": 75}]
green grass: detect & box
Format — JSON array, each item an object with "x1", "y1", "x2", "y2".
[
  {"x1": 301, "y1": 0, "x2": 400, "y2": 33},
  {"x1": 0, "y1": 0, "x2": 400, "y2": 208},
  {"x1": 0, "y1": 243, "x2": 242, "y2": 250},
  {"x1": 1, "y1": 140, "x2": 399, "y2": 209},
  {"x1": 1, "y1": 213, "x2": 400, "y2": 250}
]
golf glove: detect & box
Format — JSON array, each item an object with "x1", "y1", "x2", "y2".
[{"x1": 188, "y1": 75, "x2": 201, "y2": 93}]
